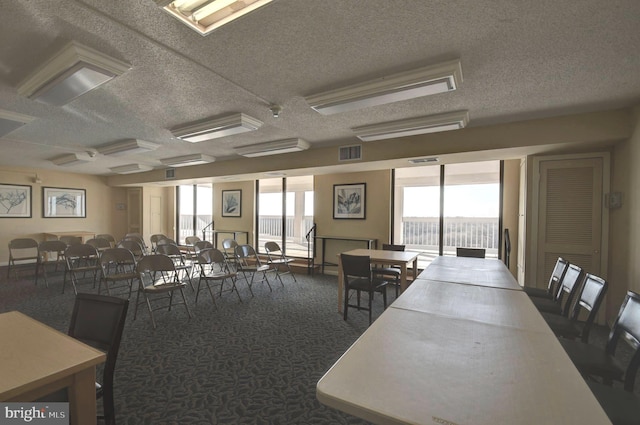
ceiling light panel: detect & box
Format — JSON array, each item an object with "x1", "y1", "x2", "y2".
[
  {"x1": 157, "y1": 0, "x2": 273, "y2": 36},
  {"x1": 171, "y1": 113, "x2": 262, "y2": 143},
  {"x1": 0, "y1": 110, "x2": 35, "y2": 137},
  {"x1": 235, "y1": 138, "x2": 310, "y2": 158},
  {"x1": 17, "y1": 41, "x2": 131, "y2": 106},
  {"x1": 306, "y1": 60, "x2": 463, "y2": 115},
  {"x1": 98, "y1": 139, "x2": 160, "y2": 156},
  {"x1": 353, "y1": 111, "x2": 470, "y2": 142},
  {"x1": 160, "y1": 153, "x2": 215, "y2": 167},
  {"x1": 50, "y1": 153, "x2": 96, "y2": 166},
  {"x1": 110, "y1": 164, "x2": 153, "y2": 174}
]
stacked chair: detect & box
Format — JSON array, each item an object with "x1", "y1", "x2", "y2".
[{"x1": 526, "y1": 257, "x2": 640, "y2": 425}]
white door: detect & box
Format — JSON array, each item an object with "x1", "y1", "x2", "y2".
[{"x1": 535, "y1": 157, "x2": 603, "y2": 287}]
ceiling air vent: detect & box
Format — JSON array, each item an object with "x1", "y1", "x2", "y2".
[
  {"x1": 339, "y1": 145, "x2": 362, "y2": 161},
  {"x1": 165, "y1": 168, "x2": 175, "y2": 179}
]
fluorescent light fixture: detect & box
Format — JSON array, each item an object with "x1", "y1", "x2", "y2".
[
  {"x1": 160, "y1": 153, "x2": 215, "y2": 167},
  {"x1": 17, "y1": 41, "x2": 131, "y2": 106},
  {"x1": 110, "y1": 164, "x2": 153, "y2": 174},
  {"x1": 235, "y1": 138, "x2": 310, "y2": 158},
  {"x1": 50, "y1": 153, "x2": 96, "y2": 166},
  {"x1": 353, "y1": 111, "x2": 470, "y2": 142},
  {"x1": 306, "y1": 59, "x2": 463, "y2": 115},
  {"x1": 171, "y1": 113, "x2": 263, "y2": 143},
  {"x1": 0, "y1": 109, "x2": 35, "y2": 137},
  {"x1": 157, "y1": 0, "x2": 273, "y2": 36},
  {"x1": 98, "y1": 139, "x2": 160, "y2": 156},
  {"x1": 409, "y1": 157, "x2": 440, "y2": 164}
]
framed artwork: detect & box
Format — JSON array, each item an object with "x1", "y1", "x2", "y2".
[
  {"x1": 43, "y1": 187, "x2": 86, "y2": 218},
  {"x1": 333, "y1": 183, "x2": 366, "y2": 219},
  {"x1": 222, "y1": 190, "x2": 242, "y2": 217},
  {"x1": 0, "y1": 183, "x2": 32, "y2": 218}
]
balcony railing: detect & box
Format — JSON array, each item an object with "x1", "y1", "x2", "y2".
[{"x1": 181, "y1": 215, "x2": 500, "y2": 261}]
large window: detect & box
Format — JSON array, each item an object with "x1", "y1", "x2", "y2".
[
  {"x1": 257, "y1": 176, "x2": 314, "y2": 258},
  {"x1": 394, "y1": 161, "x2": 501, "y2": 268},
  {"x1": 177, "y1": 184, "x2": 212, "y2": 245}
]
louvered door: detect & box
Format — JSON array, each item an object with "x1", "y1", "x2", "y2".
[{"x1": 536, "y1": 158, "x2": 603, "y2": 286}]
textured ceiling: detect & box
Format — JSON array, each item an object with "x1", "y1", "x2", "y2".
[{"x1": 0, "y1": 0, "x2": 639, "y2": 176}]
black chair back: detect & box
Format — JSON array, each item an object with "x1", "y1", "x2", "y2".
[
  {"x1": 68, "y1": 293, "x2": 129, "y2": 425},
  {"x1": 456, "y1": 247, "x2": 486, "y2": 258}
]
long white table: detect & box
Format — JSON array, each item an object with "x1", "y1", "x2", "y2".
[{"x1": 317, "y1": 256, "x2": 612, "y2": 425}]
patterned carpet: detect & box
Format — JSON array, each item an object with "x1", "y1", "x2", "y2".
[{"x1": 0, "y1": 265, "x2": 387, "y2": 425}]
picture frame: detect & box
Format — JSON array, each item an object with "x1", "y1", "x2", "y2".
[
  {"x1": 222, "y1": 189, "x2": 242, "y2": 217},
  {"x1": 0, "y1": 183, "x2": 32, "y2": 218},
  {"x1": 333, "y1": 183, "x2": 366, "y2": 219},
  {"x1": 43, "y1": 187, "x2": 86, "y2": 218}
]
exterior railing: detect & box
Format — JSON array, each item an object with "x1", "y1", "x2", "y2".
[{"x1": 182, "y1": 215, "x2": 499, "y2": 260}]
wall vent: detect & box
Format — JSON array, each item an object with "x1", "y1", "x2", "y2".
[
  {"x1": 339, "y1": 145, "x2": 362, "y2": 161},
  {"x1": 165, "y1": 168, "x2": 175, "y2": 179}
]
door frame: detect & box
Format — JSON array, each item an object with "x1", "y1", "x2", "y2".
[{"x1": 529, "y1": 152, "x2": 610, "y2": 285}]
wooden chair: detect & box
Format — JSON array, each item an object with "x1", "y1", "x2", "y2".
[
  {"x1": 134, "y1": 254, "x2": 192, "y2": 329},
  {"x1": 542, "y1": 273, "x2": 608, "y2": 343},
  {"x1": 264, "y1": 241, "x2": 297, "y2": 285},
  {"x1": 372, "y1": 243, "x2": 405, "y2": 297},
  {"x1": 456, "y1": 247, "x2": 486, "y2": 258},
  {"x1": 341, "y1": 253, "x2": 389, "y2": 325}
]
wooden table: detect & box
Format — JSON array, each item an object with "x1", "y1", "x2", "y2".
[
  {"x1": 337, "y1": 249, "x2": 420, "y2": 313},
  {"x1": 0, "y1": 311, "x2": 106, "y2": 425},
  {"x1": 43, "y1": 231, "x2": 96, "y2": 243},
  {"x1": 316, "y1": 236, "x2": 378, "y2": 274},
  {"x1": 318, "y1": 257, "x2": 612, "y2": 425}
]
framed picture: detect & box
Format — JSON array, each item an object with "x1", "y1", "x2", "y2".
[
  {"x1": 333, "y1": 183, "x2": 366, "y2": 219},
  {"x1": 43, "y1": 187, "x2": 86, "y2": 218},
  {"x1": 222, "y1": 190, "x2": 242, "y2": 217},
  {"x1": 0, "y1": 183, "x2": 32, "y2": 218}
]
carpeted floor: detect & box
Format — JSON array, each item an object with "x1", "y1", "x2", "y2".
[
  {"x1": 3, "y1": 265, "x2": 638, "y2": 424},
  {"x1": 0, "y1": 266, "x2": 387, "y2": 425}
]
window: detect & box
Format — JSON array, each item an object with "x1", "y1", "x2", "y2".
[
  {"x1": 394, "y1": 160, "x2": 501, "y2": 268},
  {"x1": 257, "y1": 176, "x2": 314, "y2": 258},
  {"x1": 177, "y1": 184, "x2": 212, "y2": 245}
]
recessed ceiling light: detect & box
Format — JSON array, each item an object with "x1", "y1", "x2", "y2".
[
  {"x1": 110, "y1": 164, "x2": 153, "y2": 174},
  {"x1": 17, "y1": 41, "x2": 130, "y2": 106},
  {"x1": 156, "y1": 0, "x2": 274, "y2": 36},
  {"x1": 408, "y1": 157, "x2": 439, "y2": 164},
  {"x1": 0, "y1": 109, "x2": 35, "y2": 137},
  {"x1": 98, "y1": 139, "x2": 160, "y2": 156},
  {"x1": 235, "y1": 138, "x2": 310, "y2": 157},
  {"x1": 306, "y1": 60, "x2": 463, "y2": 115},
  {"x1": 171, "y1": 113, "x2": 262, "y2": 143},
  {"x1": 50, "y1": 153, "x2": 96, "y2": 166},
  {"x1": 160, "y1": 153, "x2": 215, "y2": 167},
  {"x1": 353, "y1": 111, "x2": 469, "y2": 142}
]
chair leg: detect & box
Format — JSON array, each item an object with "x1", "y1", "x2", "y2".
[
  {"x1": 382, "y1": 286, "x2": 388, "y2": 309},
  {"x1": 368, "y1": 291, "x2": 373, "y2": 325},
  {"x1": 343, "y1": 288, "x2": 349, "y2": 321},
  {"x1": 179, "y1": 288, "x2": 193, "y2": 319}
]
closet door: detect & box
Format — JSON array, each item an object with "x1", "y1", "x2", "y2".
[{"x1": 536, "y1": 157, "x2": 603, "y2": 286}]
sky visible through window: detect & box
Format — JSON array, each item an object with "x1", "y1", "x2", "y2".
[{"x1": 404, "y1": 184, "x2": 499, "y2": 217}]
